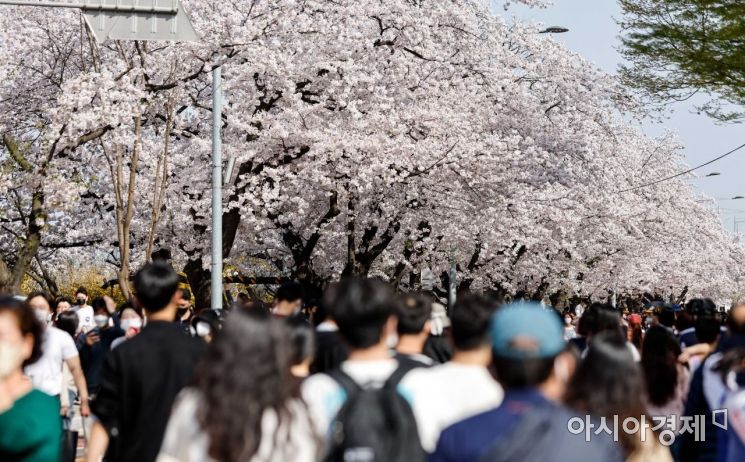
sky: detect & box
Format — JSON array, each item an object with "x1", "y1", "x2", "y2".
[{"x1": 497, "y1": 0, "x2": 745, "y2": 232}]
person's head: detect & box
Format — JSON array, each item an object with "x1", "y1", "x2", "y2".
[
  {"x1": 656, "y1": 304, "x2": 676, "y2": 328},
  {"x1": 285, "y1": 315, "x2": 315, "y2": 378},
  {"x1": 192, "y1": 309, "x2": 226, "y2": 343},
  {"x1": 26, "y1": 291, "x2": 53, "y2": 325},
  {"x1": 564, "y1": 333, "x2": 646, "y2": 457},
  {"x1": 150, "y1": 248, "x2": 172, "y2": 263},
  {"x1": 75, "y1": 286, "x2": 89, "y2": 305},
  {"x1": 396, "y1": 293, "x2": 432, "y2": 337},
  {"x1": 176, "y1": 288, "x2": 193, "y2": 318},
  {"x1": 686, "y1": 298, "x2": 717, "y2": 317},
  {"x1": 0, "y1": 297, "x2": 44, "y2": 378},
  {"x1": 55, "y1": 296, "x2": 74, "y2": 316},
  {"x1": 119, "y1": 307, "x2": 143, "y2": 338},
  {"x1": 239, "y1": 299, "x2": 270, "y2": 317},
  {"x1": 56, "y1": 310, "x2": 80, "y2": 338},
  {"x1": 451, "y1": 294, "x2": 500, "y2": 351},
  {"x1": 91, "y1": 297, "x2": 110, "y2": 329},
  {"x1": 193, "y1": 311, "x2": 312, "y2": 461},
  {"x1": 696, "y1": 313, "x2": 722, "y2": 345},
  {"x1": 133, "y1": 261, "x2": 181, "y2": 316},
  {"x1": 324, "y1": 278, "x2": 397, "y2": 351},
  {"x1": 273, "y1": 282, "x2": 303, "y2": 317},
  {"x1": 727, "y1": 303, "x2": 745, "y2": 334},
  {"x1": 641, "y1": 326, "x2": 681, "y2": 407},
  {"x1": 490, "y1": 302, "x2": 568, "y2": 393},
  {"x1": 587, "y1": 305, "x2": 625, "y2": 343}
]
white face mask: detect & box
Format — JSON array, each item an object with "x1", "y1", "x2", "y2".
[
  {"x1": 195, "y1": 322, "x2": 211, "y2": 338},
  {"x1": 94, "y1": 315, "x2": 109, "y2": 328},
  {"x1": 120, "y1": 318, "x2": 142, "y2": 332},
  {"x1": 34, "y1": 309, "x2": 51, "y2": 325},
  {"x1": 564, "y1": 317, "x2": 572, "y2": 325},
  {"x1": 0, "y1": 341, "x2": 22, "y2": 378}
]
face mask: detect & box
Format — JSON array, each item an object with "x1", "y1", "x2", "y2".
[
  {"x1": 120, "y1": 318, "x2": 142, "y2": 332},
  {"x1": 0, "y1": 341, "x2": 22, "y2": 378},
  {"x1": 195, "y1": 322, "x2": 211, "y2": 338},
  {"x1": 34, "y1": 309, "x2": 51, "y2": 325},
  {"x1": 176, "y1": 307, "x2": 190, "y2": 319},
  {"x1": 94, "y1": 315, "x2": 109, "y2": 328},
  {"x1": 77, "y1": 297, "x2": 86, "y2": 305}
]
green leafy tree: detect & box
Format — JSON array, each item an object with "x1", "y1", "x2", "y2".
[{"x1": 619, "y1": 0, "x2": 745, "y2": 121}]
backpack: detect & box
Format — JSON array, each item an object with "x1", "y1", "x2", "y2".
[{"x1": 323, "y1": 364, "x2": 425, "y2": 462}]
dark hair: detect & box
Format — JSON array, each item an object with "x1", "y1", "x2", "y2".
[
  {"x1": 151, "y1": 248, "x2": 172, "y2": 262},
  {"x1": 0, "y1": 296, "x2": 44, "y2": 367},
  {"x1": 26, "y1": 291, "x2": 52, "y2": 311},
  {"x1": 55, "y1": 296, "x2": 74, "y2": 309},
  {"x1": 192, "y1": 309, "x2": 227, "y2": 333},
  {"x1": 641, "y1": 326, "x2": 681, "y2": 406},
  {"x1": 91, "y1": 297, "x2": 108, "y2": 314},
  {"x1": 695, "y1": 314, "x2": 721, "y2": 344},
  {"x1": 285, "y1": 315, "x2": 315, "y2": 366},
  {"x1": 75, "y1": 286, "x2": 88, "y2": 296},
  {"x1": 685, "y1": 298, "x2": 716, "y2": 317},
  {"x1": 238, "y1": 299, "x2": 270, "y2": 317},
  {"x1": 657, "y1": 304, "x2": 676, "y2": 328},
  {"x1": 276, "y1": 282, "x2": 303, "y2": 304},
  {"x1": 56, "y1": 311, "x2": 79, "y2": 338},
  {"x1": 324, "y1": 278, "x2": 395, "y2": 349},
  {"x1": 576, "y1": 306, "x2": 597, "y2": 337},
  {"x1": 396, "y1": 293, "x2": 432, "y2": 335},
  {"x1": 564, "y1": 334, "x2": 646, "y2": 457},
  {"x1": 450, "y1": 294, "x2": 500, "y2": 350},
  {"x1": 133, "y1": 262, "x2": 180, "y2": 312},
  {"x1": 589, "y1": 307, "x2": 625, "y2": 342},
  {"x1": 493, "y1": 355, "x2": 555, "y2": 389},
  {"x1": 117, "y1": 301, "x2": 143, "y2": 319},
  {"x1": 179, "y1": 288, "x2": 192, "y2": 302},
  {"x1": 193, "y1": 312, "x2": 317, "y2": 461}
]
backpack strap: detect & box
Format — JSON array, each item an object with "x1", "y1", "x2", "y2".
[
  {"x1": 327, "y1": 368, "x2": 364, "y2": 397},
  {"x1": 384, "y1": 361, "x2": 418, "y2": 389}
]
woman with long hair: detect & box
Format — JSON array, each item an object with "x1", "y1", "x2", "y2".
[
  {"x1": 564, "y1": 333, "x2": 672, "y2": 462},
  {"x1": 157, "y1": 311, "x2": 320, "y2": 462},
  {"x1": 641, "y1": 326, "x2": 689, "y2": 431}
]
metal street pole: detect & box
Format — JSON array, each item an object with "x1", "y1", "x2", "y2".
[
  {"x1": 448, "y1": 259, "x2": 457, "y2": 312},
  {"x1": 211, "y1": 66, "x2": 223, "y2": 310}
]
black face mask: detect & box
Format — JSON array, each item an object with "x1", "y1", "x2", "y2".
[{"x1": 176, "y1": 307, "x2": 191, "y2": 319}]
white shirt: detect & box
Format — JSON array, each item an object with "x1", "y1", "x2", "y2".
[
  {"x1": 75, "y1": 304, "x2": 95, "y2": 333},
  {"x1": 302, "y1": 359, "x2": 399, "y2": 436},
  {"x1": 24, "y1": 326, "x2": 79, "y2": 396},
  {"x1": 158, "y1": 389, "x2": 319, "y2": 462},
  {"x1": 399, "y1": 362, "x2": 504, "y2": 452}
]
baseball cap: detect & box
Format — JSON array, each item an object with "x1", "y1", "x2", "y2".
[{"x1": 491, "y1": 302, "x2": 565, "y2": 359}]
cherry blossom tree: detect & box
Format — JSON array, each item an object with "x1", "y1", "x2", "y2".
[{"x1": 0, "y1": 0, "x2": 742, "y2": 304}]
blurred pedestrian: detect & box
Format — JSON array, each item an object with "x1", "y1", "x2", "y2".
[
  {"x1": 401, "y1": 294, "x2": 503, "y2": 452},
  {"x1": 565, "y1": 333, "x2": 672, "y2": 462},
  {"x1": 0, "y1": 296, "x2": 62, "y2": 461},
  {"x1": 158, "y1": 312, "x2": 320, "y2": 462},
  {"x1": 87, "y1": 262, "x2": 206, "y2": 462},
  {"x1": 24, "y1": 291, "x2": 90, "y2": 418},
  {"x1": 432, "y1": 302, "x2": 621, "y2": 462}
]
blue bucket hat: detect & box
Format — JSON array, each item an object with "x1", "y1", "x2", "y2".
[{"x1": 491, "y1": 302, "x2": 566, "y2": 359}]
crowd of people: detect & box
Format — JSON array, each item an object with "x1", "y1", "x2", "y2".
[{"x1": 2, "y1": 261, "x2": 745, "y2": 462}]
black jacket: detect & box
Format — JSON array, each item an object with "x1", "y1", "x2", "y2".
[{"x1": 92, "y1": 321, "x2": 206, "y2": 462}]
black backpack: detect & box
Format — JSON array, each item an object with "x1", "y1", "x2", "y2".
[{"x1": 323, "y1": 364, "x2": 425, "y2": 462}]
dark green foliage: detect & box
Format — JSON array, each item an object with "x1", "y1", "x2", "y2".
[{"x1": 619, "y1": 0, "x2": 745, "y2": 121}]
